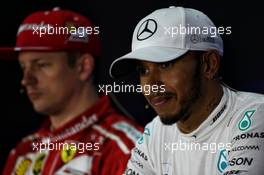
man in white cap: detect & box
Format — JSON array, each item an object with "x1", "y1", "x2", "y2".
[{"x1": 110, "y1": 6, "x2": 264, "y2": 175}]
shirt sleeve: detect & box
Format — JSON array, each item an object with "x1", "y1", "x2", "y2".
[
  {"x1": 91, "y1": 120, "x2": 144, "y2": 175},
  {"x1": 124, "y1": 124, "x2": 156, "y2": 175},
  {"x1": 223, "y1": 103, "x2": 264, "y2": 175},
  {"x1": 2, "y1": 148, "x2": 18, "y2": 175}
]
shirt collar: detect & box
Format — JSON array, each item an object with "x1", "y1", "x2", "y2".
[
  {"x1": 176, "y1": 86, "x2": 230, "y2": 139},
  {"x1": 38, "y1": 95, "x2": 113, "y2": 141}
]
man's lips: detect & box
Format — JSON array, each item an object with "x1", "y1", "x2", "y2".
[
  {"x1": 27, "y1": 91, "x2": 42, "y2": 100},
  {"x1": 148, "y1": 93, "x2": 175, "y2": 107}
]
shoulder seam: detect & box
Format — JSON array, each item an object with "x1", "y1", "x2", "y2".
[{"x1": 92, "y1": 124, "x2": 130, "y2": 154}]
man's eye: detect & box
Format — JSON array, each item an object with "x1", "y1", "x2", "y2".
[
  {"x1": 136, "y1": 66, "x2": 149, "y2": 76},
  {"x1": 37, "y1": 62, "x2": 51, "y2": 68},
  {"x1": 159, "y1": 62, "x2": 173, "y2": 69}
]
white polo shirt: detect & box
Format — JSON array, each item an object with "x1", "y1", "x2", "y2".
[{"x1": 125, "y1": 86, "x2": 264, "y2": 175}]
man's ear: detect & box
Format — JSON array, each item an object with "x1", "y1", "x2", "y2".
[
  {"x1": 77, "y1": 53, "x2": 94, "y2": 81},
  {"x1": 201, "y1": 50, "x2": 221, "y2": 80}
]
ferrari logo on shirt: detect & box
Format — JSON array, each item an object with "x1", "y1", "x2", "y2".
[
  {"x1": 15, "y1": 158, "x2": 32, "y2": 175},
  {"x1": 238, "y1": 110, "x2": 256, "y2": 131},
  {"x1": 65, "y1": 21, "x2": 76, "y2": 33},
  {"x1": 33, "y1": 153, "x2": 46, "y2": 175},
  {"x1": 61, "y1": 143, "x2": 77, "y2": 163}
]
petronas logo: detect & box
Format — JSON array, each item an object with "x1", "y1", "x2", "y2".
[
  {"x1": 138, "y1": 128, "x2": 150, "y2": 144},
  {"x1": 238, "y1": 110, "x2": 256, "y2": 131},
  {"x1": 217, "y1": 149, "x2": 228, "y2": 173}
]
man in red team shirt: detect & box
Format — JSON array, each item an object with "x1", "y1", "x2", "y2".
[{"x1": 0, "y1": 7, "x2": 143, "y2": 175}]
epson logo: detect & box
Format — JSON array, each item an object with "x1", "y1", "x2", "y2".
[{"x1": 229, "y1": 157, "x2": 253, "y2": 166}]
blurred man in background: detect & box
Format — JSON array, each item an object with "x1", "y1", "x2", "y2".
[{"x1": 1, "y1": 7, "x2": 142, "y2": 175}]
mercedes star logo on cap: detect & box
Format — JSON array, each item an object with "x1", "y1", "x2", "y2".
[
  {"x1": 137, "y1": 19, "x2": 157, "y2": 41},
  {"x1": 190, "y1": 34, "x2": 200, "y2": 44}
]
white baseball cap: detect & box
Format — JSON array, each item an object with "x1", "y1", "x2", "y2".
[{"x1": 109, "y1": 6, "x2": 223, "y2": 78}]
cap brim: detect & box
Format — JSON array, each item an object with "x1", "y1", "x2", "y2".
[
  {"x1": 0, "y1": 47, "x2": 19, "y2": 61},
  {"x1": 0, "y1": 46, "x2": 82, "y2": 61},
  {"x1": 0, "y1": 47, "x2": 55, "y2": 61},
  {"x1": 109, "y1": 46, "x2": 188, "y2": 78}
]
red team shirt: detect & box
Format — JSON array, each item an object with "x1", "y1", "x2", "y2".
[{"x1": 3, "y1": 96, "x2": 143, "y2": 175}]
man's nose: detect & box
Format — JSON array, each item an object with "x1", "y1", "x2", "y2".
[{"x1": 21, "y1": 68, "x2": 37, "y2": 87}]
